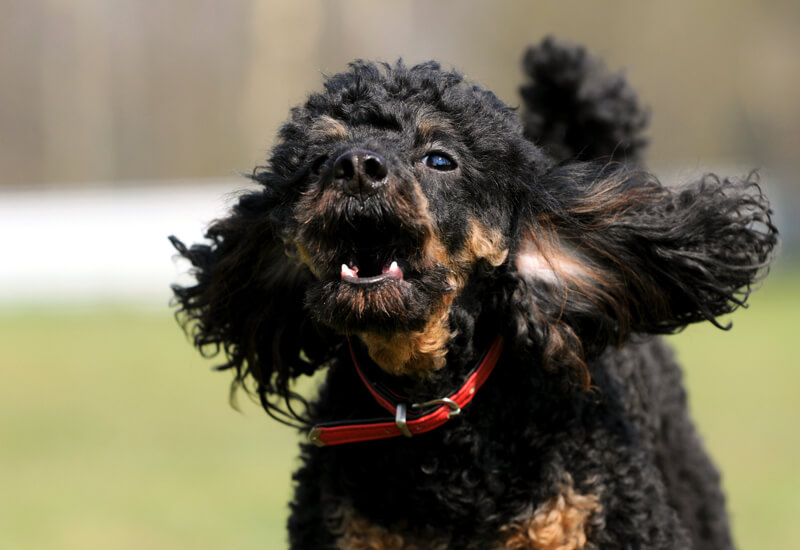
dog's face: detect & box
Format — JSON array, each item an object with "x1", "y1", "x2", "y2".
[{"x1": 263, "y1": 62, "x2": 545, "y2": 374}]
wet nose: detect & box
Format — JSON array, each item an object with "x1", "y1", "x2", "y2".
[{"x1": 333, "y1": 150, "x2": 388, "y2": 198}]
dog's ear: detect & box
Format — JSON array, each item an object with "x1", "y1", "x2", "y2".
[
  {"x1": 171, "y1": 185, "x2": 337, "y2": 427},
  {"x1": 512, "y1": 163, "x2": 777, "y2": 386}
]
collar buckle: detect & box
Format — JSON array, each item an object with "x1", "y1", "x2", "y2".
[
  {"x1": 396, "y1": 397, "x2": 462, "y2": 439},
  {"x1": 395, "y1": 403, "x2": 413, "y2": 437},
  {"x1": 411, "y1": 397, "x2": 461, "y2": 417}
]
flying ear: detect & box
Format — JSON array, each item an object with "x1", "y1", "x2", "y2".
[
  {"x1": 170, "y1": 185, "x2": 337, "y2": 427},
  {"x1": 512, "y1": 163, "x2": 777, "y2": 386}
]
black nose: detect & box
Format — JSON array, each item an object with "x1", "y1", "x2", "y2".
[{"x1": 333, "y1": 150, "x2": 388, "y2": 198}]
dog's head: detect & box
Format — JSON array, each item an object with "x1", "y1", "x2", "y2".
[
  {"x1": 279, "y1": 62, "x2": 548, "y2": 377},
  {"x1": 172, "y1": 59, "x2": 777, "y2": 423}
]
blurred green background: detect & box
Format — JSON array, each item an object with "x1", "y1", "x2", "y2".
[{"x1": 1, "y1": 1, "x2": 798, "y2": 549}]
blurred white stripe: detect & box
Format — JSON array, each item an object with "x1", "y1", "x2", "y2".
[
  {"x1": 0, "y1": 179, "x2": 257, "y2": 305},
  {"x1": 1, "y1": 169, "x2": 790, "y2": 306}
]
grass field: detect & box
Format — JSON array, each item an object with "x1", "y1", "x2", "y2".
[{"x1": 2, "y1": 272, "x2": 798, "y2": 549}]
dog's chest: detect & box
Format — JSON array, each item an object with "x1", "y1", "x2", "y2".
[
  {"x1": 313, "y1": 419, "x2": 601, "y2": 549},
  {"x1": 331, "y1": 471, "x2": 601, "y2": 550}
]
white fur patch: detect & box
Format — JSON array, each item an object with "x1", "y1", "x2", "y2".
[{"x1": 516, "y1": 240, "x2": 587, "y2": 284}]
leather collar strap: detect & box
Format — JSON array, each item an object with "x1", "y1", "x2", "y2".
[{"x1": 308, "y1": 335, "x2": 504, "y2": 447}]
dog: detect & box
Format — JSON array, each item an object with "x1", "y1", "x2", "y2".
[{"x1": 171, "y1": 37, "x2": 777, "y2": 549}]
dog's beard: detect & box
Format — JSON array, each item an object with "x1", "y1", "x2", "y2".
[{"x1": 304, "y1": 263, "x2": 454, "y2": 333}]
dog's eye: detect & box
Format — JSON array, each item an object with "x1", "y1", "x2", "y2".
[
  {"x1": 311, "y1": 155, "x2": 329, "y2": 175},
  {"x1": 422, "y1": 153, "x2": 456, "y2": 171}
]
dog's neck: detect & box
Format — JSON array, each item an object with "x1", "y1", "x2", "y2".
[
  {"x1": 354, "y1": 288, "x2": 459, "y2": 378},
  {"x1": 355, "y1": 283, "x2": 492, "y2": 382},
  {"x1": 356, "y1": 307, "x2": 451, "y2": 378}
]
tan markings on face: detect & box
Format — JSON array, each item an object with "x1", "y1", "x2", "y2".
[
  {"x1": 461, "y1": 219, "x2": 509, "y2": 268},
  {"x1": 358, "y1": 295, "x2": 454, "y2": 377},
  {"x1": 309, "y1": 114, "x2": 348, "y2": 141},
  {"x1": 498, "y1": 475, "x2": 602, "y2": 550},
  {"x1": 352, "y1": 181, "x2": 456, "y2": 377},
  {"x1": 333, "y1": 506, "x2": 448, "y2": 550},
  {"x1": 292, "y1": 184, "x2": 348, "y2": 276},
  {"x1": 296, "y1": 185, "x2": 341, "y2": 228},
  {"x1": 358, "y1": 182, "x2": 468, "y2": 378},
  {"x1": 356, "y1": 209, "x2": 510, "y2": 377},
  {"x1": 415, "y1": 117, "x2": 453, "y2": 145}
]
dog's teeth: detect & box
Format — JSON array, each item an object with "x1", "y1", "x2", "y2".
[
  {"x1": 384, "y1": 261, "x2": 403, "y2": 280},
  {"x1": 341, "y1": 264, "x2": 359, "y2": 279}
]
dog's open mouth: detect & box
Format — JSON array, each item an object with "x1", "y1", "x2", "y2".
[
  {"x1": 339, "y1": 238, "x2": 409, "y2": 285},
  {"x1": 300, "y1": 216, "x2": 454, "y2": 332},
  {"x1": 294, "y1": 187, "x2": 457, "y2": 332},
  {"x1": 341, "y1": 260, "x2": 403, "y2": 284},
  {"x1": 331, "y1": 219, "x2": 417, "y2": 286}
]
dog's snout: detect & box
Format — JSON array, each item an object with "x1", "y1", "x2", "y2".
[{"x1": 333, "y1": 150, "x2": 388, "y2": 198}]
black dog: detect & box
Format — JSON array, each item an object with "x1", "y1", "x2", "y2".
[{"x1": 172, "y1": 38, "x2": 777, "y2": 549}]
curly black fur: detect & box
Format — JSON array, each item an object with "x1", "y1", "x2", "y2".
[
  {"x1": 521, "y1": 36, "x2": 649, "y2": 163},
  {"x1": 172, "y1": 37, "x2": 777, "y2": 549}
]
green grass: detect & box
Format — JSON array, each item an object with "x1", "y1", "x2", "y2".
[
  {"x1": 0, "y1": 306, "x2": 298, "y2": 550},
  {"x1": 668, "y1": 271, "x2": 800, "y2": 550},
  {"x1": 1, "y1": 272, "x2": 798, "y2": 550}
]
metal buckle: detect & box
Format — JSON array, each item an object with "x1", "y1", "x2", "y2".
[
  {"x1": 396, "y1": 398, "x2": 462, "y2": 438},
  {"x1": 411, "y1": 397, "x2": 462, "y2": 417},
  {"x1": 308, "y1": 428, "x2": 326, "y2": 447},
  {"x1": 395, "y1": 403, "x2": 413, "y2": 437}
]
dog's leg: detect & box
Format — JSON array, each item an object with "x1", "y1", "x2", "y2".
[
  {"x1": 287, "y1": 460, "x2": 339, "y2": 549},
  {"x1": 648, "y1": 345, "x2": 735, "y2": 550}
]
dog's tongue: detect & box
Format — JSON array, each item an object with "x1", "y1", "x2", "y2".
[{"x1": 341, "y1": 261, "x2": 403, "y2": 281}]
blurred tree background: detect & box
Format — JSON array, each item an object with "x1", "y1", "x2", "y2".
[
  {"x1": 1, "y1": 1, "x2": 798, "y2": 183},
  {"x1": 1, "y1": 1, "x2": 798, "y2": 549}
]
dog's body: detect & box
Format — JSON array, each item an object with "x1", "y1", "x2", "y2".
[{"x1": 173, "y1": 38, "x2": 776, "y2": 549}]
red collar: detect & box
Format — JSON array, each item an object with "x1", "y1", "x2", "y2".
[{"x1": 308, "y1": 335, "x2": 504, "y2": 447}]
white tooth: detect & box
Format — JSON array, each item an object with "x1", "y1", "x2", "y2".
[
  {"x1": 341, "y1": 264, "x2": 358, "y2": 278},
  {"x1": 388, "y1": 261, "x2": 403, "y2": 280}
]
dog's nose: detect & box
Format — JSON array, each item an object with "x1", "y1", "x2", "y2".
[{"x1": 333, "y1": 150, "x2": 388, "y2": 198}]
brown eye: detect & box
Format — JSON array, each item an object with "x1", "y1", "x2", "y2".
[{"x1": 422, "y1": 153, "x2": 456, "y2": 171}]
